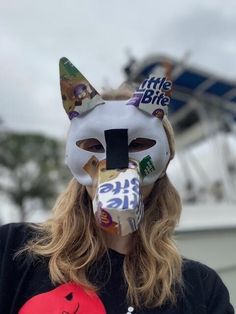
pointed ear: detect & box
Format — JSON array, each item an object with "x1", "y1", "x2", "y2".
[
  {"x1": 59, "y1": 57, "x2": 105, "y2": 120},
  {"x1": 126, "y1": 76, "x2": 172, "y2": 121}
]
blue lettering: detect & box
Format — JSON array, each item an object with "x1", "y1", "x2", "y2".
[
  {"x1": 155, "y1": 92, "x2": 165, "y2": 104},
  {"x1": 130, "y1": 193, "x2": 139, "y2": 209},
  {"x1": 107, "y1": 198, "x2": 123, "y2": 208},
  {"x1": 147, "y1": 77, "x2": 162, "y2": 89},
  {"x1": 138, "y1": 77, "x2": 172, "y2": 94},
  {"x1": 158, "y1": 77, "x2": 166, "y2": 89},
  {"x1": 112, "y1": 179, "x2": 130, "y2": 195},
  {"x1": 142, "y1": 89, "x2": 154, "y2": 104},
  {"x1": 162, "y1": 80, "x2": 172, "y2": 91},
  {"x1": 123, "y1": 195, "x2": 129, "y2": 209},
  {"x1": 107, "y1": 196, "x2": 129, "y2": 209},
  {"x1": 141, "y1": 89, "x2": 170, "y2": 106},
  {"x1": 140, "y1": 78, "x2": 148, "y2": 89},
  {"x1": 160, "y1": 96, "x2": 170, "y2": 106},
  {"x1": 131, "y1": 178, "x2": 140, "y2": 194},
  {"x1": 99, "y1": 183, "x2": 113, "y2": 193}
]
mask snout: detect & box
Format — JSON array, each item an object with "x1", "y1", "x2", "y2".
[{"x1": 92, "y1": 159, "x2": 144, "y2": 236}]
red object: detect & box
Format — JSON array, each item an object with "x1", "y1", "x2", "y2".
[{"x1": 19, "y1": 283, "x2": 106, "y2": 314}]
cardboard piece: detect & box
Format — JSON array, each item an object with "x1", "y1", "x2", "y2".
[
  {"x1": 59, "y1": 57, "x2": 104, "y2": 119},
  {"x1": 126, "y1": 76, "x2": 172, "y2": 119},
  {"x1": 92, "y1": 160, "x2": 144, "y2": 236}
]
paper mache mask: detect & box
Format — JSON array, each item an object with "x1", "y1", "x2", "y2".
[{"x1": 59, "y1": 57, "x2": 172, "y2": 187}]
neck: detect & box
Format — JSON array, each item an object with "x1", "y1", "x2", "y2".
[{"x1": 102, "y1": 231, "x2": 132, "y2": 255}]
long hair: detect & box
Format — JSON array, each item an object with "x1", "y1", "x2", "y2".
[{"x1": 23, "y1": 86, "x2": 182, "y2": 308}]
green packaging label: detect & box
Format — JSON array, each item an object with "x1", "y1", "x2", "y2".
[{"x1": 139, "y1": 155, "x2": 155, "y2": 177}]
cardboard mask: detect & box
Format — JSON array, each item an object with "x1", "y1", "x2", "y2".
[
  {"x1": 60, "y1": 57, "x2": 172, "y2": 235},
  {"x1": 60, "y1": 57, "x2": 171, "y2": 187}
]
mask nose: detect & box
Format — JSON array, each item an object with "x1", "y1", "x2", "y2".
[{"x1": 104, "y1": 129, "x2": 129, "y2": 170}]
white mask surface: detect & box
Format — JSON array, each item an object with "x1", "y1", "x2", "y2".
[{"x1": 65, "y1": 99, "x2": 170, "y2": 186}]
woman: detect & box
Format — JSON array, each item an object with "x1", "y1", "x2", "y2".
[{"x1": 0, "y1": 58, "x2": 234, "y2": 314}]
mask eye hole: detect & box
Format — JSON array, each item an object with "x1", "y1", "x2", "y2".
[
  {"x1": 129, "y1": 138, "x2": 156, "y2": 152},
  {"x1": 76, "y1": 138, "x2": 105, "y2": 153}
]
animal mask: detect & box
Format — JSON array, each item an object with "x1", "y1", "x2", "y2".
[
  {"x1": 59, "y1": 57, "x2": 171, "y2": 187},
  {"x1": 60, "y1": 57, "x2": 172, "y2": 235}
]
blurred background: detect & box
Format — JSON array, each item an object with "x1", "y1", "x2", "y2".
[{"x1": 0, "y1": 0, "x2": 236, "y2": 308}]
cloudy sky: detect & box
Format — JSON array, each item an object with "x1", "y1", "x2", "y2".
[
  {"x1": 1, "y1": 0, "x2": 236, "y2": 138},
  {"x1": 1, "y1": 0, "x2": 236, "y2": 223}
]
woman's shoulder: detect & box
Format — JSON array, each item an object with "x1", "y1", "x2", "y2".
[
  {"x1": 0, "y1": 222, "x2": 38, "y2": 253},
  {"x1": 182, "y1": 258, "x2": 234, "y2": 313},
  {"x1": 182, "y1": 257, "x2": 217, "y2": 276},
  {"x1": 182, "y1": 257, "x2": 226, "y2": 291},
  {"x1": 0, "y1": 221, "x2": 32, "y2": 234},
  {"x1": 0, "y1": 221, "x2": 36, "y2": 237},
  {"x1": 182, "y1": 257, "x2": 226, "y2": 287}
]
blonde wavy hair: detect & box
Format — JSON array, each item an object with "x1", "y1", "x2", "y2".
[{"x1": 23, "y1": 85, "x2": 183, "y2": 309}]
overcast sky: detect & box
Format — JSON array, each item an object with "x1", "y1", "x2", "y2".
[
  {"x1": 1, "y1": 0, "x2": 236, "y2": 138},
  {"x1": 1, "y1": 0, "x2": 236, "y2": 223}
]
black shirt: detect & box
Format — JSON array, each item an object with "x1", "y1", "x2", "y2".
[{"x1": 0, "y1": 223, "x2": 234, "y2": 314}]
